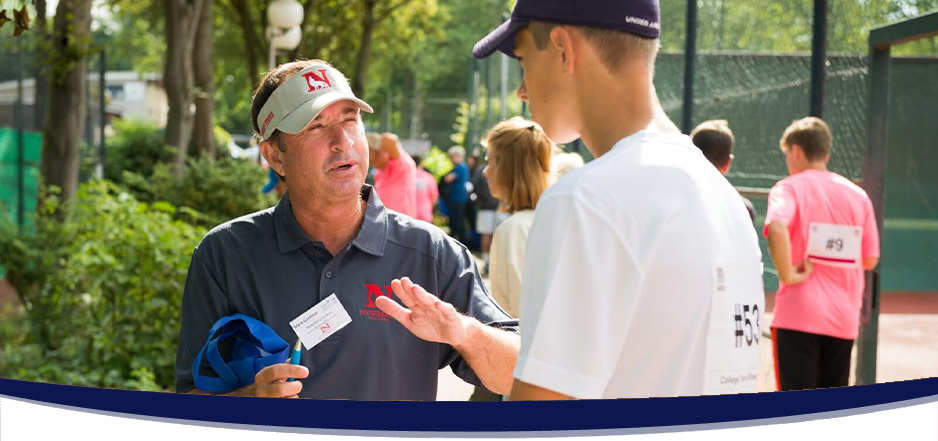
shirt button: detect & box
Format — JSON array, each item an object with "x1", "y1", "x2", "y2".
[{"x1": 325, "y1": 270, "x2": 333, "y2": 279}]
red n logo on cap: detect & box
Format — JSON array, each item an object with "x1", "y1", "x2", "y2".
[{"x1": 302, "y1": 69, "x2": 332, "y2": 92}]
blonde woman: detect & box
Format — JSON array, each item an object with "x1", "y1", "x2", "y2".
[{"x1": 483, "y1": 117, "x2": 553, "y2": 318}]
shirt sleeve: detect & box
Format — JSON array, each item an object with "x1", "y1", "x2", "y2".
[
  {"x1": 763, "y1": 182, "x2": 797, "y2": 237},
  {"x1": 174, "y1": 247, "x2": 230, "y2": 393},
  {"x1": 436, "y1": 243, "x2": 515, "y2": 386},
  {"x1": 861, "y1": 196, "x2": 881, "y2": 259},
  {"x1": 514, "y1": 192, "x2": 643, "y2": 399}
]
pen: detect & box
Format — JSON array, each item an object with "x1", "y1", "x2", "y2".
[{"x1": 287, "y1": 338, "x2": 302, "y2": 382}]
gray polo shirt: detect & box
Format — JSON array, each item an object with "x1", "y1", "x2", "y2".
[{"x1": 175, "y1": 186, "x2": 513, "y2": 400}]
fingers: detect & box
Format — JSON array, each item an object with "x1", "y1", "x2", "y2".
[
  {"x1": 256, "y1": 363, "x2": 309, "y2": 386},
  {"x1": 391, "y1": 278, "x2": 418, "y2": 309},
  {"x1": 375, "y1": 295, "x2": 411, "y2": 325},
  {"x1": 255, "y1": 379, "x2": 303, "y2": 398},
  {"x1": 407, "y1": 280, "x2": 442, "y2": 310}
]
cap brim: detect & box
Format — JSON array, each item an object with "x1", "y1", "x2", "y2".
[
  {"x1": 473, "y1": 18, "x2": 528, "y2": 59},
  {"x1": 275, "y1": 92, "x2": 374, "y2": 136}
]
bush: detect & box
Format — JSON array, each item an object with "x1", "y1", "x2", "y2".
[
  {"x1": 104, "y1": 118, "x2": 175, "y2": 184},
  {"x1": 123, "y1": 154, "x2": 275, "y2": 228},
  {"x1": 0, "y1": 181, "x2": 206, "y2": 390}
]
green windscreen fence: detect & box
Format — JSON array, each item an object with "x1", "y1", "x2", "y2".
[
  {"x1": 0, "y1": 128, "x2": 42, "y2": 278},
  {"x1": 654, "y1": 53, "x2": 938, "y2": 293}
]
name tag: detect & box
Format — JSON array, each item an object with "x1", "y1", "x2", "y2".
[
  {"x1": 289, "y1": 294, "x2": 353, "y2": 350},
  {"x1": 806, "y1": 222, "x2": 863, "y2": 268},
  {"x1": 703, "y1": 260, "x2": 764, "y2": 395}
]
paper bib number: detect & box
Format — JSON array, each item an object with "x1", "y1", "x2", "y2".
[
  {"x1": 703, "y1": 260, "x2": 765, "y2": 395},
  {"x1": 806, "y1": 222, "x2": 863, "y2": 268}
]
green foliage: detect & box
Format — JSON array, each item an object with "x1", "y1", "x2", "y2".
[
  {"x1": 123, "y1": 154, "x2": 275, "y2": 228},
  {"x1": 0, "y1": 181, "x2": 206, "y2": 390},
  {"x1": 421, "y1": 146, "x2": 453, "y2": 181},
  {"x1": 104, "y1": 118, "x2": 175, "y2": 184}
]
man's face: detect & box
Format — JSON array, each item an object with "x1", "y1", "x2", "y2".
[
  {"x1": 450, "y1": 153, "x2": 463, "y2": 164},
  {"x1": 278, "y1": 101, "x2": 369, "y2": 203},
  {"x1": 513, "y1": 28, "x2": 579, "y2": 144}
]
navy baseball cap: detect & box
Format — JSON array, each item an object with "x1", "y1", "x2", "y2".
[{"x1": 473, "y1": 0, "x2": 660, "y2": 59}]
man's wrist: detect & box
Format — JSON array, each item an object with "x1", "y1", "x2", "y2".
[{"x1": 453, "y1": 315, "x2": 480, "y2": 351}]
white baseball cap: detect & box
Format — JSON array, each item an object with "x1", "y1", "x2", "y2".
[{"x1": 256, "y1": 62, "x2": 373, "y2": 140}]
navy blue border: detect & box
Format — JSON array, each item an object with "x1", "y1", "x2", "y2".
[{"x1": 1, "y1": 377, "x2": 936, "y2": 432}]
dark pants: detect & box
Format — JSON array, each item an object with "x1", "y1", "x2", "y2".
[
  {"x1": 773, "y1": 327, "x2": 854, "y2": 391},
  {"x1": 448, "y1": 200, "x2": 467, "y2": 245}
]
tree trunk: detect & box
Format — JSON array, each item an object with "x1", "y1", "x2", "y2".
[
  {"x1": 410, "y1": 68, "x2": 423, "y2": 139},
  {"x1": 351, "y1": 0, "x2": 377, "y2": 97},
  {"x1": 32, "y1": 0, "x2": 48, "y2": 132},
  {"x1": 230, "y1": 0, "x2": 264, "y2": 87},
  {"x1": 163, "y1": 0, "x2": 205, "y2": 177},
  {"x1": 192, "y1": 0, "x2": 216, "y2": 158},
  {"x1": 40, "y1": 0, "x2": 93, "y2": 205}
]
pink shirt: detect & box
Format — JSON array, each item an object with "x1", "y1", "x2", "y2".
[
  {"x1": 414, "y1": 168, "x2": 439, "y2": 223},
  {"x1": 763, "y1": 170, "x2": 880, "y2": 340},
  {"x1": 374, "y1": 153, "x2": 418, "y2": 218}
]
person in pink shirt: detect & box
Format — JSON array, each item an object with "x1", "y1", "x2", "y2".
[
  {"x1": 412, "y1": 155, "x2": 439, "y2": 223},
  {"x1": 764, "y1": 117, "x2": 880, "y2": 391},
  {"x1": 368, "y1": 132, "x2": 418, "y2": 218}
]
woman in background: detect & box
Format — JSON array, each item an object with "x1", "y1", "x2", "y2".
[{"x1": 484, "y1": 117, "x2": 553, "y2": 319}]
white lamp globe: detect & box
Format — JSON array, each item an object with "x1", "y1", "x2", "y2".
[
  {"x1": 267, "y1": 0, "x2": 304, "y2": 30},
  {"x1": 270, "y1": 25, "x2": 302, "y2": 50}
]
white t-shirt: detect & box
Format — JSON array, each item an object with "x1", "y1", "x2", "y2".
[
  {"x1": 490, "y1": 210, "x2": 536, "y2": 318},
  {"x1": 514, "y1": 130, "x2": 764, "y2": 399}
]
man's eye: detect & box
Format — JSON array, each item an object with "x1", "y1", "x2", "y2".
[
  {"x1": 344, "y1": 118, "x2": 357, "y2": 124},
  {"x1": 309, "y1": 125, "x2": 323, "y2": 132}
]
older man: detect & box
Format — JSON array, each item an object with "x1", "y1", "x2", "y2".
[
  {"x1": 174, "y1": 60, "x2": 518, "y2": 400},
  {"x1": 367, "y1": 132, "x2": 418, "y2": 218}
]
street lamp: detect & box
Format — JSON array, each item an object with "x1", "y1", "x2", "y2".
[{"x1": 266, "y1": 0, "x2": 304, "y2": 69}]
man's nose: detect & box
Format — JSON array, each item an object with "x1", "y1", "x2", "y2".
[{"x1": 328, "y1": 125, "x2": 354, "y2": 151}]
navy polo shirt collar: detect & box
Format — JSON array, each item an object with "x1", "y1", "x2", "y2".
[{"x1": 273, "y1": 185, "x2": 388, "y2": 257}]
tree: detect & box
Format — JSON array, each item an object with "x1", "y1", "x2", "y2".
[
  {"x1": 192, "y1": 0, "x2": 216, "y2": 158},
  {"x1": 40, "y1": 0, "x2": 94, "y2": 205},
  {"x1": 351, "y1": 0, "x2": 419, "y2": 96},
  {"x1": 32, "y1": 0, "x2": 48, "y2": 131},
  {"x1": 163, "y1": 0, "x2": 207, "y2": 177}
]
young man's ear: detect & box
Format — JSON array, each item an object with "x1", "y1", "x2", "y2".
[
  {"x1": 549, "y1": 25, "x2": 577, "y2": 74},
  {"x1": 721, "y1": 155, "x2": 733, "y2": 174},
  {"x1": 260, "y1": 138, "x2": 286, "y2": 178}
]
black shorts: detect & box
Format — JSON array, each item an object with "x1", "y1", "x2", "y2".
[{"x1": 772, "y1": 327, "x2": 854, "y2": 391}]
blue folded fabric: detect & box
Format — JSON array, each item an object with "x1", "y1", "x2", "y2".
[{"x1": 193, "y1": 314, "x2": 290, "y2": 393}]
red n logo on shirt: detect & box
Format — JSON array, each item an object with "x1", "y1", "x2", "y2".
[{"x1": 365, "y1": 284, "x2": 393, "y2": 308}]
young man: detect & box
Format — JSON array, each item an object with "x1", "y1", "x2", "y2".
[
  {"x1": 690, "y1": 119, "x2": 756, "y2": 223},
  {"x1": 368, "y1": 132, "x2": 418, "y2": 218},
  {"x1": 471, "y1": 0, "x2": 764, "y2": 399},
  {"x1": 765, "y1": 117, "x2": 880, "y2": 391}
]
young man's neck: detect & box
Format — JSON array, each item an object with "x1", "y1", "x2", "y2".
[
  {"x1": 290, "y1": 190, "x2": 366, "y2": 255},
  {"x1": 794, "y1": 162, "x2": 829, "y2": 174},
  {"x1": 576, "y1": 62, "x2": 660, "y2": 158}
]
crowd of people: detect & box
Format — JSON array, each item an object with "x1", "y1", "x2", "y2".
[{"x1": 175, "y1": 0, "x2": 880, "y2": 401}]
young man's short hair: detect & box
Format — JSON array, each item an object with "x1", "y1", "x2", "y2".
[
  {"x1": 527, "y1": 22, "x2": 659, "y2": 73},
  {"x1": 780, "y1": 117, "x2": 833, "y2": 162},
  {"x1": 691, "y1": 120, "x2": 735, "y2": 169}
]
